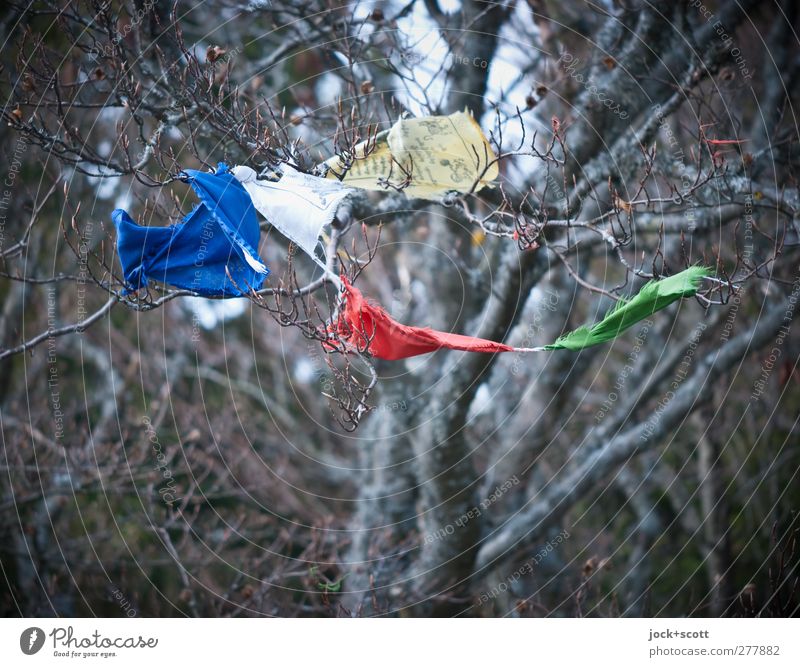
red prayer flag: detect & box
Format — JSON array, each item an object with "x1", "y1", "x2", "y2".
[{"x1": 333, "y1": 278, "x2": 513, "y2": 360}]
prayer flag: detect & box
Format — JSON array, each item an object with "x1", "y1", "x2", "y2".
[
  {"x1": 543, "y1": 266, "x2": 711, "y2": 351},
  {"x1": 113, "y1": 163, "x2": 267, "y2": 297},
  {"x1": 323, "y1": 111, "x2": 499, "y2": 199},
  {"x1": 334, "y1": 277, "x2": 513, "y2": 360},
  {"x1": 231, "y1": 164, "x2": 352, "y2": 266}
]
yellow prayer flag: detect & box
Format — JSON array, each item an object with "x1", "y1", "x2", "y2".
[{"x1": 323, "y1": 111, "x2": 498, "y2": 199}]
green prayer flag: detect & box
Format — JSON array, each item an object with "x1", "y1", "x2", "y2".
[{"x1": 543, "y1": 266, "x2": 711, "y2": 351}]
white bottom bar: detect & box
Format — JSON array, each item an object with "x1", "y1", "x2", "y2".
[{"x1": 1, "y1": 618, "x2": 797, "y2": 666}]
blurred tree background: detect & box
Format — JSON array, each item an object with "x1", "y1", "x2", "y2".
[{"x1": 0, "y1": 0, "x2": 798, "y2": 617}]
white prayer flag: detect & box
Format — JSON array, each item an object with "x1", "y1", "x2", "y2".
[{"x1": 231, "y1": 164, "x2": 353, "y2": 265}]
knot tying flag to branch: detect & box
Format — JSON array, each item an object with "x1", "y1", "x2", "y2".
[
  {"x1": 113, "y1": 163, "x2": 268, "y2": 297},
  {"x1": 333, "y1": 267, "x2": 710, "y2": 360}
]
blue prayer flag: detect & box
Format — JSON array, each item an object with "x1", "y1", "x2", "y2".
[{"x1": 112, "y1": 163, "x2": 268, "y2": 297}]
